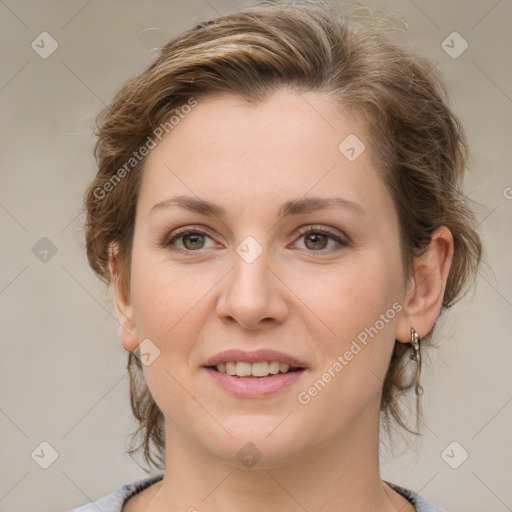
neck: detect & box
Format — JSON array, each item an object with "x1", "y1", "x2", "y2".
[{"x1": 145, "y1": 403, "x2": 410, "y2": 512}]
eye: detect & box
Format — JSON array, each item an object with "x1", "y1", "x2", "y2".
[
  {"x1": 161, "y1": 225, "x2": 349, "y2": 255},
  {"x1": 163, "y1": 227, "x2": 217, "y2": 253},
  {"x1": 293, "y1": 226, "x2": 348, "y2": 253}
]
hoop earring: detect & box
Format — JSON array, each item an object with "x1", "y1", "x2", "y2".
[{"x1": 410, "y1": 327, "x2": 424, "y2": 396}]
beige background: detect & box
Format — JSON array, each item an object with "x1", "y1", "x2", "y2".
[{"x1": 1, "y1": 1, "x2": 510, "y2": 511}]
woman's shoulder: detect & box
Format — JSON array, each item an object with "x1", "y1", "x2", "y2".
[
  {"x1": 68, "y1": 474, "x2": 164, "y2": 512},
  {"x1": 386, "y1": 481, "x2": 445, "y2": 512}
]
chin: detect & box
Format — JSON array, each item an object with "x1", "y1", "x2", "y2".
[{"x1": 199, "y1": 420, "x2": 308, "y2": 470}]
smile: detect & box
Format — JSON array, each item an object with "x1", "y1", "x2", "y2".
[{"x1": 211, "y1": 360, "x2": 302, "y2": 377}]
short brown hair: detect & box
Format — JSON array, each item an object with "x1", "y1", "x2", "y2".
[{"x1": 83, "y1": 0, "x2": 482, "y2": 470}]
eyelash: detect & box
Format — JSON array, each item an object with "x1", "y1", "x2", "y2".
[{"x1": 161, "y1": 225, "x2": 349, "y2": 255}]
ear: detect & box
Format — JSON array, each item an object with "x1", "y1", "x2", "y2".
[
  {"x1": 108, "y1": 242, "x2": 139, "y2": 352},
  {"x1": 395, "y1": 226, "x2": 454, "y2": 343}
]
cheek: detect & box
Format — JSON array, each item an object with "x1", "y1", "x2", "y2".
[
  {"x1": 130, "y1": 245, "x2": 210, "y2": 337},
  {"x1": 294, "y1": 262, "x2": 401, "y2": 435},
  {"x1": 310, "y1": 251, "x2": 402, "y2": 388},
  {"x1": 129, "y1": 254, "x2": 214, "y2": 422},
  {"x1": 128, "y1": 246, "x2": 221, "y2": 390},
  {"x1": 319, "y1": 251, "x2": 401, "y2": 333}
]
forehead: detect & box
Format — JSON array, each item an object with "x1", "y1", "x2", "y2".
[{"x1": 137, "y1": 88, "x2": 392, "y2": 222}]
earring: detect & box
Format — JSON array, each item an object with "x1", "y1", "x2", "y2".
[{"x1": 410, "y1": 327, "x2": 424, "y2": 396}]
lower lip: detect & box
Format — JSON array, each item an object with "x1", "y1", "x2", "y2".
[{"x1": 203, "y1": 367, "x2": 306, "y2": 397}]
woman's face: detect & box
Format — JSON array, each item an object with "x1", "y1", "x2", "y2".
[{"x1": 120, "y1": 88, "x2": 409, "y2": 467}]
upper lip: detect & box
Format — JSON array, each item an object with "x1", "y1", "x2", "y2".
[{"x1": 203, "y1": 349, "x2": 308, "y2": 369}]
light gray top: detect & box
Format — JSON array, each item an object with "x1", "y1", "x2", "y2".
[{"x1": 69, "y1": 474, "x2": 444, "y2": 512}]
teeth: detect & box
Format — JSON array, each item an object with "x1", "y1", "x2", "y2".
[
  {"x1": 236, "y1": 361, "x2": 252, "y2": 377},
  {"x1": 269, "y1": 361, "x2": 280, "y2": 374},
  {"x1": 279, "y1": 363, "x2": 289, "y2": 373},
  {"x1": 225, "y1": 361, "x2": 236, "y2": 375},
  {"x1": 251, "y1": 361, "x2": 268, "y2": 377},
  {"x1": 214, "y1": 360, "x2": 298, "y2": 377}
]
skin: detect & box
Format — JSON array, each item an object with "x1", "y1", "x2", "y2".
[{"x1": 110, "y1": 88, "x2": 453, "y2": 512}]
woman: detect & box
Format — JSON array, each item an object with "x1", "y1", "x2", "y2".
[{"x1": 72, "y1": 1, "x2": 481, "y2": 510}]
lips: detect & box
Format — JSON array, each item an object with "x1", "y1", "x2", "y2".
[
  {"x1": 204, "y1": 366, "x2": 306, "y2": 396},
  {"x1": 202, "y1": 348, "x2": 308, "y2": 369},
  {"x1": 202, "y1": 349, "x2": 308, "y2": 397}
]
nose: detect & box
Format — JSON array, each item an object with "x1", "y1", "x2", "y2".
[{"x1": 216, "y1": 249, "x2": 289, "y2": 330}]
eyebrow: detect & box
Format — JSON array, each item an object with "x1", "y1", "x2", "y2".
[{"x1": 148, "y1": 195, "x2": 366, "y2": 219}]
